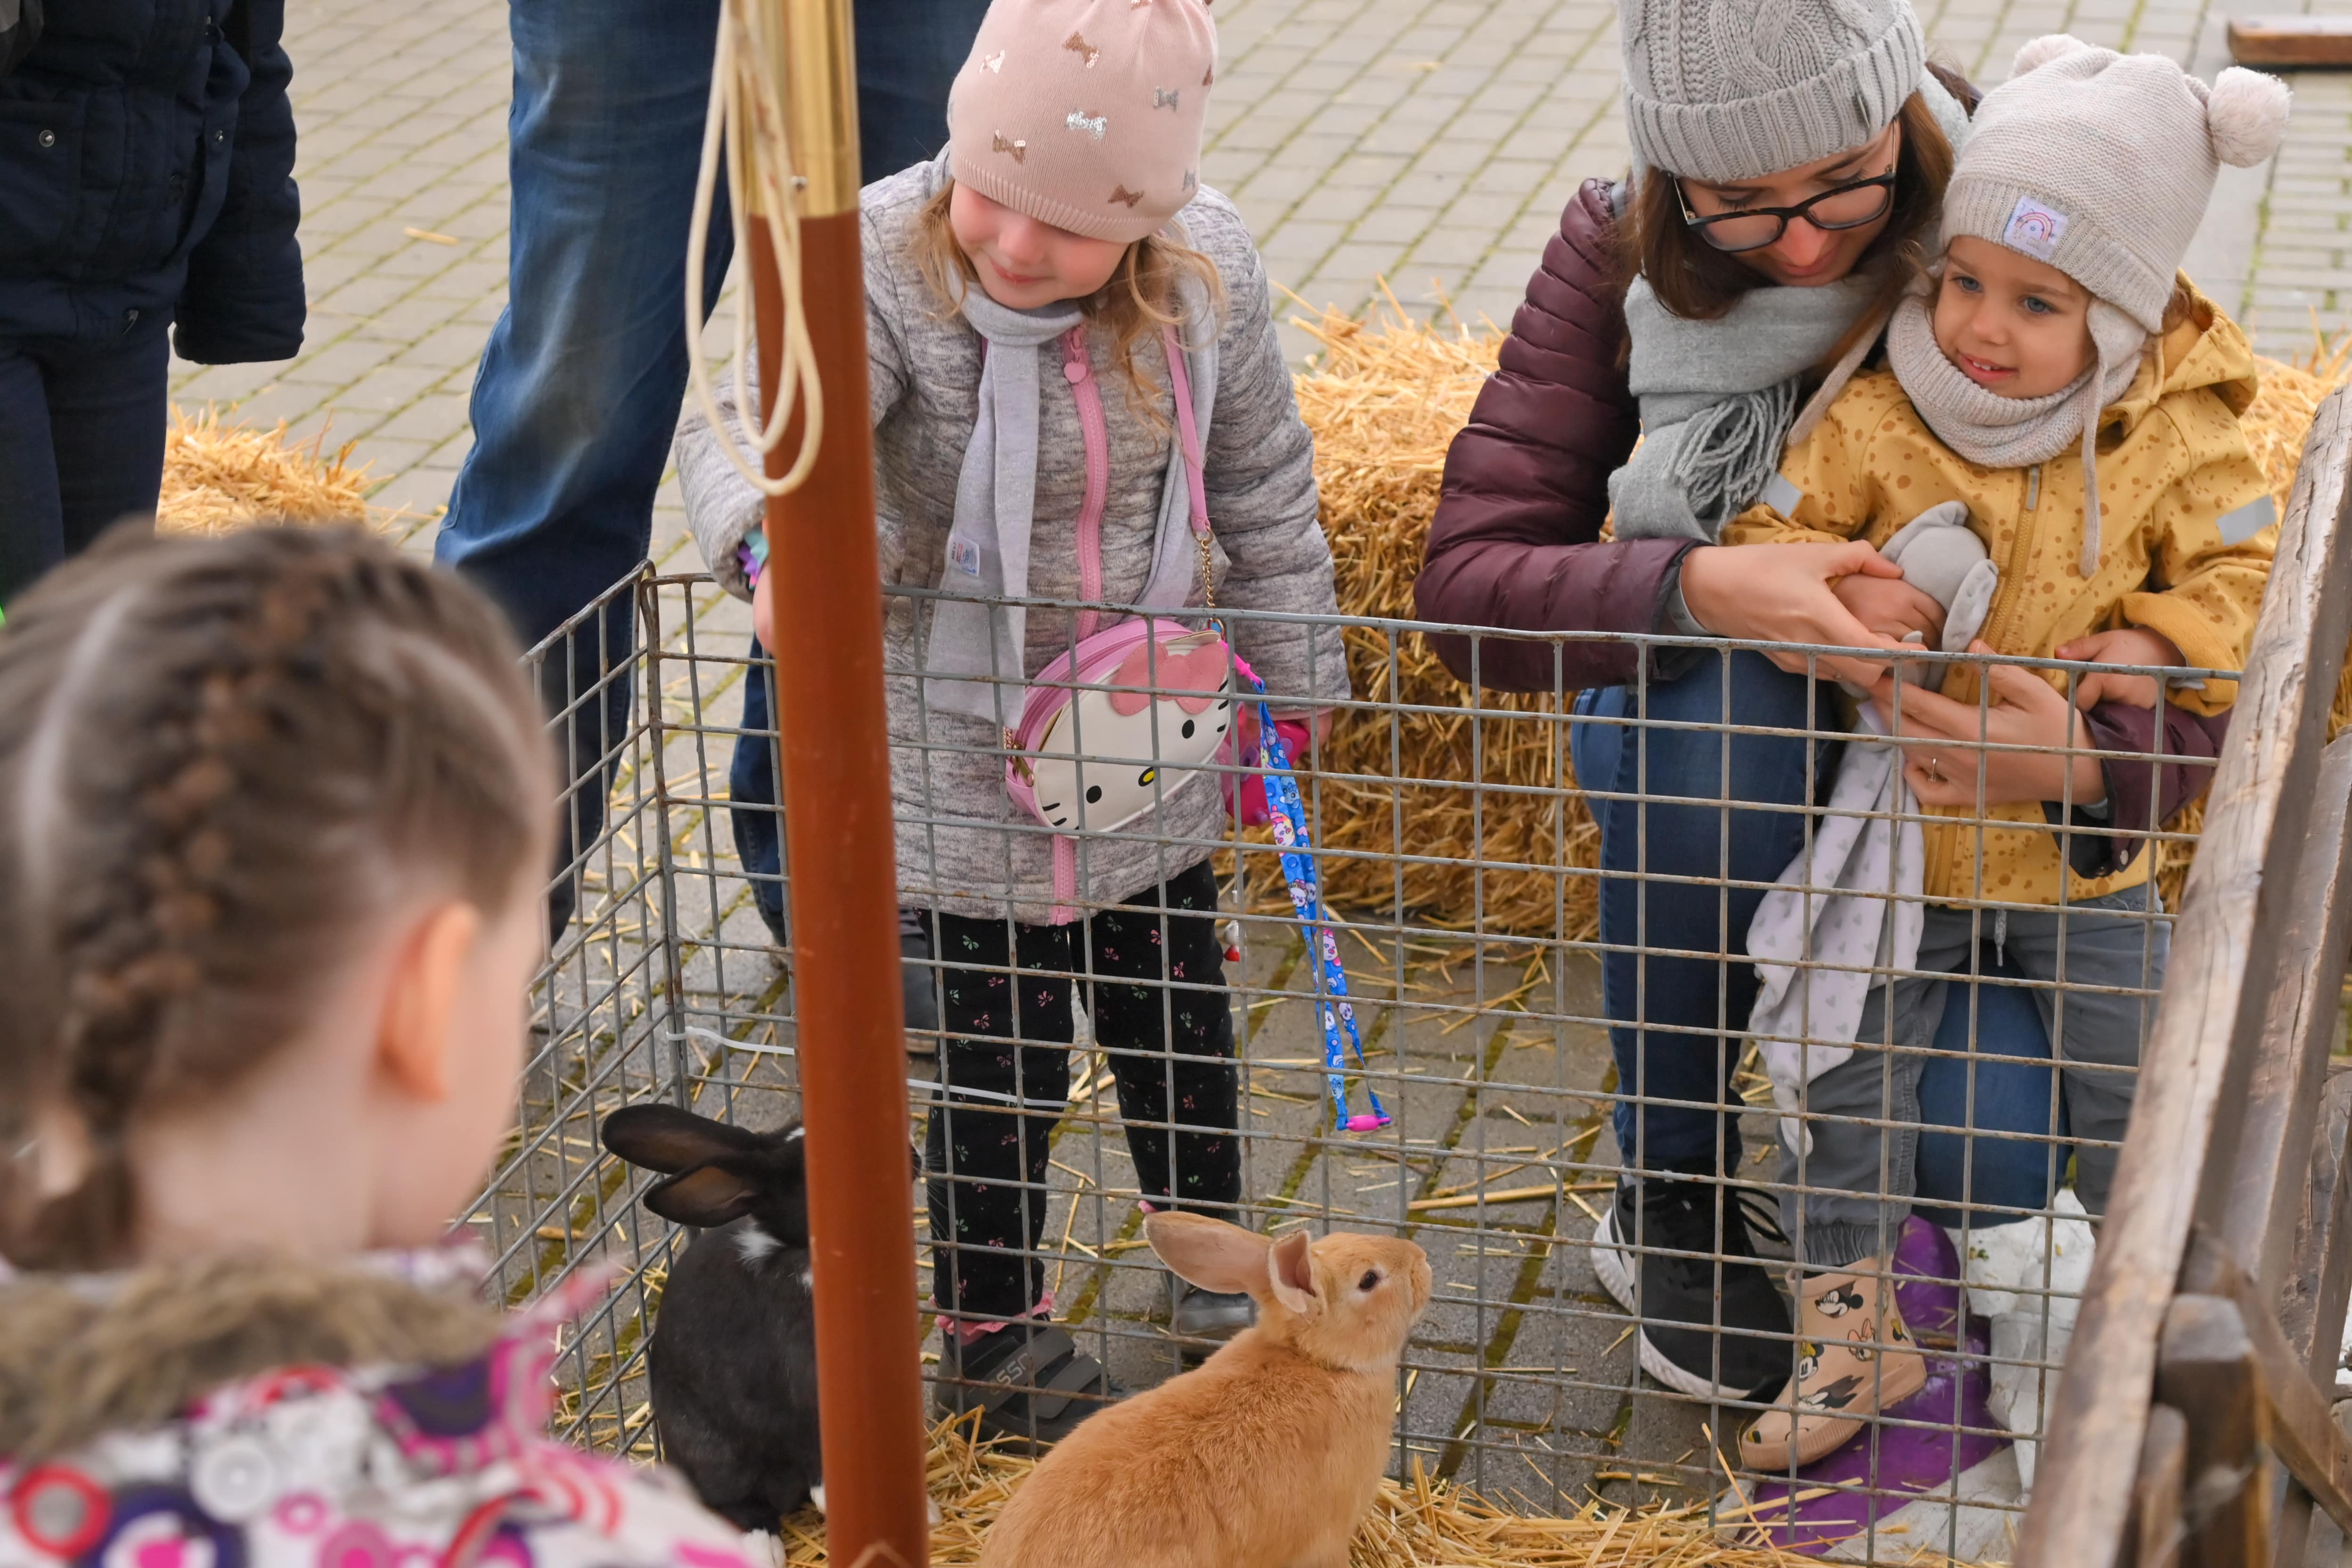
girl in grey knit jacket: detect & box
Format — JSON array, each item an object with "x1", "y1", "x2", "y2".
[{"x1": 674, "y1": 0, "x2": 1345, "y2": 1446}]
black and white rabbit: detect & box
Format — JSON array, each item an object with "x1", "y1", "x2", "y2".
[{"x1": 601, "y1": 1104, "x2": 826, "y2": 1532}]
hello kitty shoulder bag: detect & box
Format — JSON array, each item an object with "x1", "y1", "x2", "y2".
[{"x1": 1002, "y1": 323, "x2": 1238, "y2": 923}]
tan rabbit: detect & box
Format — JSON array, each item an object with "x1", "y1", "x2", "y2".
[{"x1": 975, "y1": 1214, "x2": 1432, "y2": 1568}]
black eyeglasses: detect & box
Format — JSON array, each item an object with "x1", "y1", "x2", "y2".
[{"x1": 1676, "y1": 170, "x2": 1899, "y2": 254}]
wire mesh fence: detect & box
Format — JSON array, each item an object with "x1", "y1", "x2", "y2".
[{"x1": 469, "y1": 562, "x2": 2230, "y2": 1564}]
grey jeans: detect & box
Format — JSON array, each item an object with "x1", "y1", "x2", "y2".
[{"x1": 1778, "y1": 887, "x2": 2167, "y2": 1268}]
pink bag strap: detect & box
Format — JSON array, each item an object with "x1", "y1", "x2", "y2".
[
  {"x1": 1161, "y1": 325, "x2": 1215, "y2": 607},
  {"x1": 1061, "y1": 327, "x2": 1111, "y2": 640}
]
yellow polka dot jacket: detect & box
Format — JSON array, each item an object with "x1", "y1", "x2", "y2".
[{"x1": 1724, "y1": 280, "x2": 2276, "y2": 907}]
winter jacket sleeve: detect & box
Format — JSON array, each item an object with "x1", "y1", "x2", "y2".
[
  {"x1": 2117, "y1": 394, "x2": 2277, "y2": 716},
  {"x1": 2066, "y1": 699, "x2": 2230, "y2": 876},
  {"x1": 674, "y1": 220, "x2": 913, "y2": 604},
  {"x1": 1415, "y1": 179, "x2": 1696, "y2": 694},
  {"x1": 1188, "y1": 195, "x2": 1349, "y2": 715},
  {"x1": 174, "y1": 0, "x2": 304, "y2": 365}
]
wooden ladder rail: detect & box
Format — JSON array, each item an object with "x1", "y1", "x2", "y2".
[{"x1": 2020, "y1": 386, "x2": 2352, "y2": 1568}]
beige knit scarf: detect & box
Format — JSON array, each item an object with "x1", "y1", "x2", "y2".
[{"x1": 1885, "y1": 285, "x2": 2146, "y2": 576}]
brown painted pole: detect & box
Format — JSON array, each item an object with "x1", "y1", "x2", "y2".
[{"x1": 748, "y1": 0, "x2": 929, "y2": 1561}]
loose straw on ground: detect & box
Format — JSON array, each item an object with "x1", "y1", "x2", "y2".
[
  {"x1": 776, "y1": 1413, "x2": 1902, "y2": 1566},
  {"x1": 1282, "y1": 299, "x2": 2352, "y2": 930}
]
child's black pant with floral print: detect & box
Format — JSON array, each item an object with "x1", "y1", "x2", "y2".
[{"x1": 922, "y1": 857, "x2": 1241, "y2": 1324}]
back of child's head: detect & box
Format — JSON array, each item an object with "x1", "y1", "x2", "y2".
[
  {"x1": 1943, "y1": 37, "x2": 2288, "y2": 333},
  {"x1": 0, "y1": 527, "x2": 549, "y2": 1270}
]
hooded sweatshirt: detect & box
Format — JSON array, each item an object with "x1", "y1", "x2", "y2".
[
  {"x1": 0, "y1": 1253, "x2": 761, "y2": 1568},
  {"x1": 1723, "y1": 281, "x2": 2276, "y2": 906}
]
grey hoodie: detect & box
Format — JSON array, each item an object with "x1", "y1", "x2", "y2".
[{"x1": 676, "y1": 157, "x2": 1346, "y2": 922}]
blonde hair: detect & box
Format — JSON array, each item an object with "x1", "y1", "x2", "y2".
[{"x1": 912, "y1": 181, "x2": 1225, "y2": 426}]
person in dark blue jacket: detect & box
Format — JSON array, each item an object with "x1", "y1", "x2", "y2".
[{"x1": 0, "y1": 0, "x2": 303, "y2": 606}]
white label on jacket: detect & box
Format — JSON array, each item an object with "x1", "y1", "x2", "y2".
[
  {"x1": 1762, "y1": 473, "x2": 1803, "y2": 516},
  {"x1": 949, "y1": 537, "x2": 983, "y2": 577}
]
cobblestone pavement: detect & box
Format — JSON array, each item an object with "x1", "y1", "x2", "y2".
[{"x1": 172, "y1": 0, "x2": 2352, "y2": 550}]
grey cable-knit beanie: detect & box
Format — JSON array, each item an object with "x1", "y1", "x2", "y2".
[
  {"x1": 1942, "y1": 36, "x2": 2291, "y2": 332},
  {"x1": 1619, "y1": 0, "x2": 1926, "y2": 181}
]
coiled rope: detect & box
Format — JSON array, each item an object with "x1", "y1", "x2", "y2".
[{"x1": 685, "y1": 0, "x2": 824, "y2": 497}]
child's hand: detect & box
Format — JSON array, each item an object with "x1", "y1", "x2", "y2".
[
  {"x1": 2053, "y1": 627, "x2": 2183, "y2": 710},
  {"x1": 1866, "y1": 642, "x2": 2106, "y2": 808},
  {"x1": 1832, "y1": 570, "x2": 1948, "y2": 649}
]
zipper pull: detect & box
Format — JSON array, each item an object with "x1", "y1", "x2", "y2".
[{"x1": 2025, "y1": 465, "x2": 2041, "y2": 511}]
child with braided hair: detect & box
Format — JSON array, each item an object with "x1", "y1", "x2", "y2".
[{"x1": 0, "y1": 528, "x2": 773, "y2": 1568}]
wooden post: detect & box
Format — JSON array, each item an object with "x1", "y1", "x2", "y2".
[
  {"x1": 2156, "y1": 1296, "x2": 2270, "y2": 1568},
  {"x1": 749, "y1": 0, "x2": 931, "y2": 1561}
]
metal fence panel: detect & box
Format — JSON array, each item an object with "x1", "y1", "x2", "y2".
[{"x1": 475, "y1": 564, "x2": 2232, "y2": 1563}]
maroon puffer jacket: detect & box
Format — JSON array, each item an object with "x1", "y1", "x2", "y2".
[
  {"x1": 1413, "y1": 178, "x2": 1683, "y2": 694},
  {"x1": 1411, "y1": 175, "x2": 2230, "y2": 849}
]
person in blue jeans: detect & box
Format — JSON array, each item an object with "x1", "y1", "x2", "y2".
[{"x1": 435, "y1": 0, "x2": 987, "y2": 939}]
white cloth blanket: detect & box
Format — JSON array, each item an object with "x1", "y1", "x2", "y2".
[{"x1": 1746, "y1": 503, "x2": 1998, "y2": 1152}]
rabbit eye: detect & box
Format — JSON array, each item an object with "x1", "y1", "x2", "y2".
[{"x1": 1357, "y1": 1269, "x2": 1381, "y2": 1292}]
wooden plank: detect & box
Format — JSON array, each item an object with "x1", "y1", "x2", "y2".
[
  {"x1": 2278, "y1": 1070, "x2": 2352, "y2": 1376},
  {"x1": 2182, "y1": 1235, "x2": 2352, "y2": 1540},
  {"x1": 2209, "y1": 735, "x2": 2352, "y2": 1296},
  {"x1": 2228, "y1": 16, "x2": 2352, "y2": 67},
  {"x1": 2155, "y1": 1295, "x2": 2271, "y2": 1568},
  {"x1": 2128, "y1": 1404, "x2": 2189, "y2": 1568},
  {"x1": 2019, "y1": 388, "x2": 2352, "y2": 1568}
]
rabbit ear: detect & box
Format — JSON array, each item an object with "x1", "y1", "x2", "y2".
[
  {"x1": 1267, "y1": 1229, "x2": 1322, "y2": 1319},
  {"x1": 1147, "y1": 1212, "x2": 1272, "y2": 1294},
  {"x1": 602, "y1": 1103, "x2": 760, "y2": 1174},
  {"x1": 643, "y1": 1158, "x2": 766, "y2": 1227}
]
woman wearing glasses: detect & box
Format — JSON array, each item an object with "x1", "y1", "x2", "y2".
[{"x1": 1412, "y1": 0, "x2": 2221, "y2": 1429}]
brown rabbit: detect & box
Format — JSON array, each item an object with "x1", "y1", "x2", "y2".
[{"x1": 975, "y1": 1214, "x2": 1432, "y2": 1568}]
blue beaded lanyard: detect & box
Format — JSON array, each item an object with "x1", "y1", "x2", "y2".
[{"x1": 1239, "y1": 668, "x2": 1390, "y2": 1135}]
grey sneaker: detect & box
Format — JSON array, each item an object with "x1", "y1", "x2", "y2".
[{"x1": 1166, "y1": 1271, "x2": 1256, "y2": 1353}]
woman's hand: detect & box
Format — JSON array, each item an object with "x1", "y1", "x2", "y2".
[
  {"x1": 1864, "y1": 642, "x2": 2106, "y2": 808},
  {"x1": 1679, "y1": 541, "x2": 1917, "y2": 685},
  {"x1": 2052, "y1": 626, "x2": 2183, "y2": 710}
]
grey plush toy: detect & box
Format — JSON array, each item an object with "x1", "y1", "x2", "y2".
[{"x1": 1877, "y1": 499, "x2": 1999, "y2": 685}]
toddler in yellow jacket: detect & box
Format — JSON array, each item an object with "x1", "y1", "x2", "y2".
[{"x1": 1723, "y1": 36, "x2": 2287, "y2": 1471}]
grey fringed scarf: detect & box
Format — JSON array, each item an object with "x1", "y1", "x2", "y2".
[{"x1": 1609, "y1": 271, "x2": 1881, "y2": 539}]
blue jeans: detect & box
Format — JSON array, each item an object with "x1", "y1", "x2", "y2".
[
  {"x1": 438, "y1": 0, "x2": 986, "y2": 930},
  {"x1": 1571, "y1": 651, "x2": 1834, "y2": 1174},
  {"x1": 0, "y1": 315, "x2": 173, "y2": 606},
  {"x1": 1571, "y1": 650, "x2": 2067, "y2": 1221},
  {"x1": 1914, "y1": 959, "x2": 2068, "y2": 1228}
]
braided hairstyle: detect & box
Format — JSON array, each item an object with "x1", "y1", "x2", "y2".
[{"x1": 0, "y1": 527, "x2": 551, "y2": 1270}]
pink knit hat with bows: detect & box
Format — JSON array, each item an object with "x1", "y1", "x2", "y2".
[{"x1": 946, "y1": 0, "x2": 1217, "y2": 244}]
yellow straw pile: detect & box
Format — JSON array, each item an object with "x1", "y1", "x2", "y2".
[
  {"x1": 1286, "y1": 306, "x2": 2352, "y2": 929},
  {"x1": 155, "y1": 405, "x2": 387, "y2": 535},
  {"x1": 775, "y1": 1414, "x2": 1868, "y2": 1566}
]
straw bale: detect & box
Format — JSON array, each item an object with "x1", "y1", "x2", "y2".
[
  {"x1": 155, "y1": 405, "x2": 389, "y2": 536},
  {"x1": 777, "y1": 1413, "x2": 1900, "y2": 1565},
  {"x1": 1278, "y1": 304, "x2": 1598, "y2": 939},
  {"x1": 1285, "y1": 305, "x2": 2352, "y2": 926}
]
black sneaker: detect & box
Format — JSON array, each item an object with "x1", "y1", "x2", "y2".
[{"x1": 1592, "y1": 1174, "x2": 1793, "y2": 1399}]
